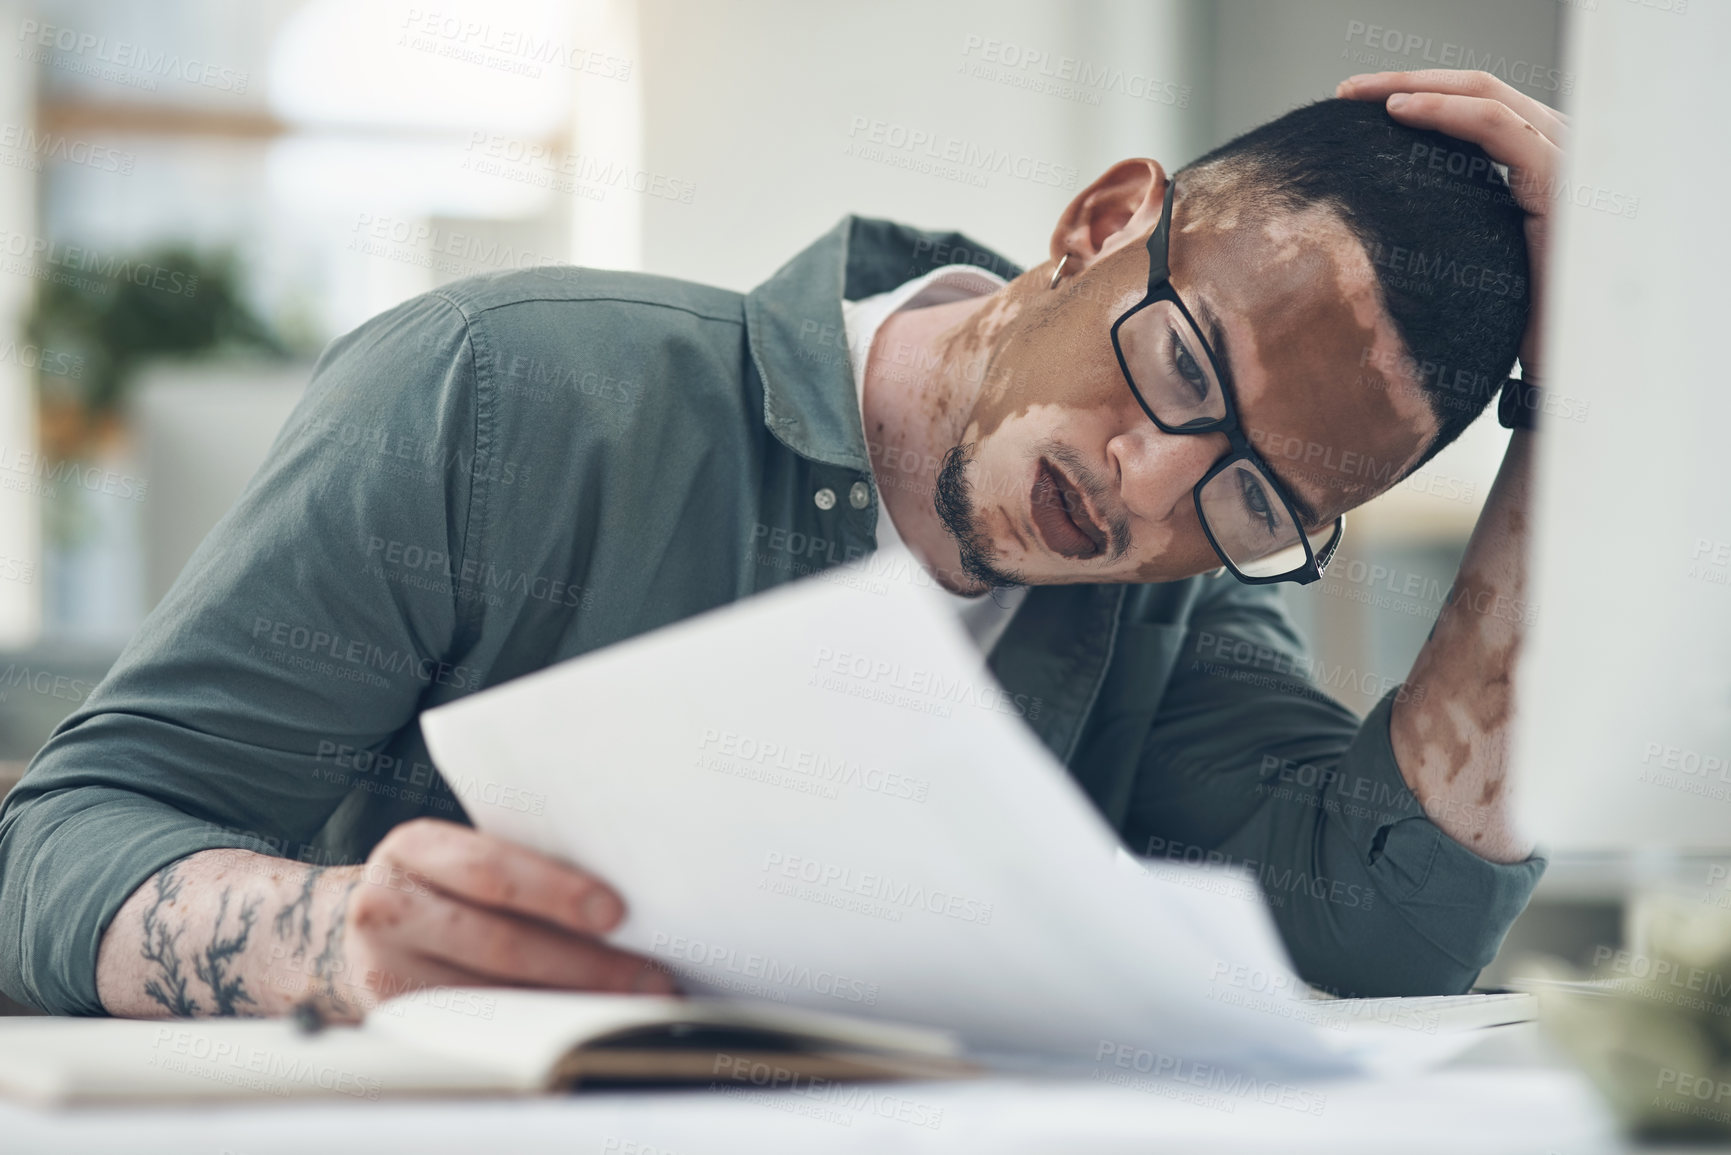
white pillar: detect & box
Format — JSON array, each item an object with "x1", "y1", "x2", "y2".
[
  {"x1": 0, "y1": 0, "x2": 41, "y2": 647},
  {"x1": 568, "y1": 0, "x2": 643, "y2": 272}
]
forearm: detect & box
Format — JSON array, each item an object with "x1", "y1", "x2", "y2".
[
  {"x1": 1390, "y1": 429, "x2": 1536, "y2": 863},
  {"x1": 95, "y1": 849, "x2": 363, "y2": 1021}
]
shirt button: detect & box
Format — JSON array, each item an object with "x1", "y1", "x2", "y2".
[
  {"x1": 848, "y1": 481, "x2": 871, "y2": 510},
  {"x1": 813, "y1": 487, "x2": 837, "y2": 511}
]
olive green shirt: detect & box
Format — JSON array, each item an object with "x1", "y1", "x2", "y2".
[{"x1": 0, "y1": 217, "x2": 1544, "y2": 1015}]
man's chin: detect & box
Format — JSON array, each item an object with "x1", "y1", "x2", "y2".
[{"x1": 946, "y1": 528, "x2": 1026, "y2": 593}]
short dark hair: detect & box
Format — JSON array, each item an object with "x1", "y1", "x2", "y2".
[{"x1": 1177, "y1": 98, "x2": 1530, "y2": 473}]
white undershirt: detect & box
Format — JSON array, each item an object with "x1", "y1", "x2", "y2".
[{"x1": 842, "y1": 264, "x2": 1029, "y2": 655}]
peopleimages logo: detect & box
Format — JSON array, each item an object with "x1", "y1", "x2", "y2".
[
  {"x1": 809, "y1": 645, "x2": 1042, "y2": 721},
  {"x1": 461, "y1": 132, "x2": 695, "y2": 205},
  {"x1": 697, "y1": 728, "x2": 932, "y2": 803},
  {"x1": 0, "y1": 122, "x2": 135, "y2": 174},
  {"x1": 397, "y1": 9, "x2": 633, "y2": 81},
  {"x1": 0, "y1": 229, "x2": 199, "y2": 297},
  {"x1": 1092, "y1": 1040, "x2": 1328, "y2": 1115},
  {"x1": 957, "y1": 34, "x2": 1191, "y2": 109},
  {"x1": 0, "y1": 662, "x2": 94, "y2": 704},
  {"x1": 759, "y1": 850, "x2": 995, "y2": 926},
  {"x1": 1340, "y1": 20, "x2": 1572, "y2": 95},
  {"x1": 0, "y1": 444, "x2": 148, "y2": 501},
  {"x1": 16, "y1": 20, "x2": 250, "y2": 93},
  {"x1": 710, "y1": 1054, "x2": 946, "y2": 1130},
  {"x1": 648, "y1": 931, "x2": 881, "y2": 1006},
  {"x1": 347, "y1": 213, "x2": 570, "y2": 282},
  {"x1": 148, "y1": 1027, "x2": 378, "y2": 1099},
  {"x1": 1143, "y1": 832, "x2": 1377, "y2": 911},
  {"x1": 248, "y1": 617, "x2": 483, "y2": 691},
  {"x1": 844, "y1": 115, "x2": 1079, "y2": 190},
  {"x1": 0, "y1": 339, "x2": 82, "y2": 379}
]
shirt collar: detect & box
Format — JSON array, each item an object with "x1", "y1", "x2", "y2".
[{"x1": 743, "y1": 216, "x2": 1023, "y2": 473}]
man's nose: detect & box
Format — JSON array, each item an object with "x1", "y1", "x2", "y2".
[{"x1": 1106, "y1": 422, "x2": 1229, "y2": 524}]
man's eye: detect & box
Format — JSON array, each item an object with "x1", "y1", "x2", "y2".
[
  {"x1": 1237, "y1": 468, "x2": 1279, "y2": 535},
  {"x1": 1167, "y1": 329, "x2": 1210, "y2": 403}
]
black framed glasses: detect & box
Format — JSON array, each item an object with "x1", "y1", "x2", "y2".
[{"x1": 1108, "y1": 180, "x2": 1344, "y2": 585}]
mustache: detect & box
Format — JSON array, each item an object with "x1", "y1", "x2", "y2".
[{"x1": 1035, "y1": 439, "x2": 1132, "y2": 562}]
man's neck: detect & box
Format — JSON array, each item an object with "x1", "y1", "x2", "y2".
[{"x1": 860, "y1": 290, "x2": 1009, "y2": 596}]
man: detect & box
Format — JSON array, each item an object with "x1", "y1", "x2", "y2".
[{"x1": 0, "y1": 70, "x2": 1563, "y2": 1020}]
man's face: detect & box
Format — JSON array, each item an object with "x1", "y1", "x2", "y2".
[{"x1": 935, "y1": 187, "x2": 1442, "y2": 588}]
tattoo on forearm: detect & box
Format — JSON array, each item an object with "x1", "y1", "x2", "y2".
[
  {"x1": 311, "y1": 879, "x2": 358, "y2": 1015},
  {"x1": 139, "y1": 865, "x2": 199, "y2": 1017},
  {"x1": 193, "y1": 889, "x2": 261, "y2": 1017},
  {"x1": 272, "y1": 866, "x2": 325, "y2": 958}
]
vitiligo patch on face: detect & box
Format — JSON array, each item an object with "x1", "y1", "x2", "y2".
[
  {"x1": 1175, "y1": 205, "x2": 1442, "y2": 522},
  {"x1": 936, "y1": 288, "x2": 1024, "y2": 399},
  {"x1": 1324, "y1": 219, "x2": 1436, "y2": 453},
  {"x1": 953, "y1": 270, "x2": 1121, "y2": 445}
]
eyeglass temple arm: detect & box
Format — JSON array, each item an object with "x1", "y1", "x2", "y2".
[
  {"x1": 1145, "y1": 179, "x2": 1175, "y2": 287},
  {"x1": 1311, "y1": 515, "x2": 1346, "y2": 568}
]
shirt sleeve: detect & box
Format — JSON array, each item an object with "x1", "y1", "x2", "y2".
[
  {"x1": 0, "y1": 290, "x2": 484, "y2": 1015},
  {"x1": 1121, "y1": 577, "x2": 1545, "y2": 998}
]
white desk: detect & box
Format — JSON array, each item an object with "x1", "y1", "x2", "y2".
[{"x1": 1, "y1": 1025, "x2": 1627, "y2": 1155}]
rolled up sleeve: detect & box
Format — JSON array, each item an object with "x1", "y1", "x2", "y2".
[
  {"x1": 1123, "y1": 579, "x2": 1545, "y2": 997},
  {"x1": 0, "y1": 290, "x2": 482, "y2": 1015}
]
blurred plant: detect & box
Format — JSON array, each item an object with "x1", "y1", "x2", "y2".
[
  {"x1": 24, "y1": 244, "x2": 290, "y2": 455},
  {"x1": 1517, "y1": 887, "x2": 1731, "y2": 1141}
]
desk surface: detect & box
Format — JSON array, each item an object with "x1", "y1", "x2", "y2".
[{"x1": 1, "y1": 1026, "x2": 1630, "y2": 1155}]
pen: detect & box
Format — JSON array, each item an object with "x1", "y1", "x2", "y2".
[{"x1": 291, "y1": 999, "x2": 327, "y2": 1035}]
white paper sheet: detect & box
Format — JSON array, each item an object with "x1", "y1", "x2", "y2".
[{"x1": 422, "y1": 555, "x2": 1455, "y2": 1077}]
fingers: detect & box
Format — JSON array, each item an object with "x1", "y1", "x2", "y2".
[
  {"x1": 1337, "y1": 69, "x2": 1566, "y2": 145},
  {"x1": 373, "y1": 954, "x2": 501, "y2": 996},
  {"x1": 360, "y1": 820, "x2": 679, "y2": 997},
  {"x1": 350, "y1": 876, "x2": 677, "y2": 994},
  {"x1": 1376, "y1": 92, "x2": 1562, "y2": 217},
  {"x1": 371, "y1": 818, "x2": 622, "y2": 937}
]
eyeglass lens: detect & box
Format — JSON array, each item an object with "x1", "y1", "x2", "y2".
[{"x1": 1117, "y1": 297, "x2": 1326, "y2": 576}]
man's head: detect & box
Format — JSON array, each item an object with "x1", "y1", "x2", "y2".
[{"x1": 934, "y1": 98, "x2": 1530, "y2": 589}]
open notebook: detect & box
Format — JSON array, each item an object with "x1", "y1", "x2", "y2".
[
  {"x1": 0, "y1": 989, "x2": 972, "y2": 1106},
  {"x1": 0, "y1": 988, "x2": 1534, "y2": 1107}
]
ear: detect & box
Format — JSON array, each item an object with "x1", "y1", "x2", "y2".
[{"x1": 1049, "y1": 159, "x2": 1168, "y2": 275}]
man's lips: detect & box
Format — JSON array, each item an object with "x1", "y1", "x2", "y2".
[{"x1": 1030, "y1": 458, "x2": 1105, "y2": 560}]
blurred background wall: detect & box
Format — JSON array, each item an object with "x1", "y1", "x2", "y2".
[{"x1": 0, "y1": 0, "x2": 1588, "y2": 985}]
